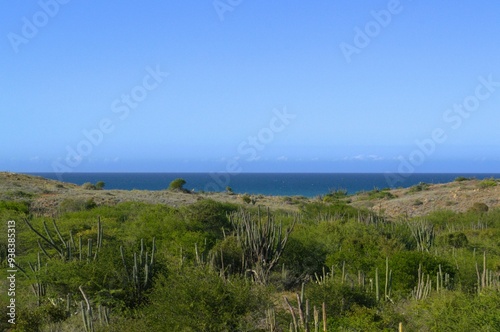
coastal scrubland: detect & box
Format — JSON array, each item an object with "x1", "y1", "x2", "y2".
[{"x1": 1, "y1": 172, "x2": 499, "y2": 331}]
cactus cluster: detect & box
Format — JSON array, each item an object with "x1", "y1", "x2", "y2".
[
  {"x1": 408, "y1": 219, "x2": 435, "y2": 252},
  {"x1": 79, "y1": 286, "x2": 110, "y2": 332},
  {"x1": 120, "y1": 238, "x2": 156, "y2": 300},
  {"x1": 229, "y1": 207, "x2": 296, "y2": 284},
  {"x1": 25, "y1": 252, "x2": 46, "y2": 306},
  {"x1": 476, "y1": 251, "x2": 500, "y2": 293},
  {"x1": 24, "y1": 217, "x2": 103, "y2": 261},
  {"x1": 282, "y1": 283, "x2": 327, "y2": 332}
]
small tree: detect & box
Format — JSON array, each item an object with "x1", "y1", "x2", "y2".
[
  {"x1": 95, "y1": 181, "x2": 105, "y2": 190},
  {"x1": 168, "y1": 178, "x2": 186, "y2": 191},
  {"x1": 82, "y1": 182, "x2": 96, "y2": 190}
]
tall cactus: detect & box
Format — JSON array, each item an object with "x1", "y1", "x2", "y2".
[
  {"x1": 411, "y1": 263, "x2": 432, "y2": 300},
  {"x1": 120, "y1": 237, "x2": 156, "y2": 301},
  {"x1": 283, "y1": 284, "x2": 326, "y2": 332},
  {"x1": 229, "y1": 207, "x2": 296, "y2": 284},
  {"x1": 25, "y1": 217, "x2": 104, "y2": 261},
  {"x1": 407, "y1": 219, "x2": 434, "y2": 252}
]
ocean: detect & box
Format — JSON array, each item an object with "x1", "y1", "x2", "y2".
[{"x1": 29, "y1": 173, "x2": 499, "y2": 198}]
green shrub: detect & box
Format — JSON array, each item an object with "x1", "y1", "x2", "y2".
[
  {"x1": 438, "y1": 232, "x2": 469, "y2": 248},
  {"x1": 82, "y1": 182, "x2": 96, "y2": 190},
  {"x1": 323, "y1": 188, "x2": 348, "y2": 202},
  {"x1": 454, "y1": 176, "x2": 471, "y2": 182},
  {"x1": 241, "y1": 194, "x2": 252, "y2": 204},
  {"x1": 413, "y1": 199, "x2": 423, "y2": 206},
  {"x1": 478, "y1": 178, "x2": 497, "y2": 189},
  {"x1": 182, "y1": 199, "x2": 237, "y2": 240},
  {"x1": 365, "y1": 188, "x2": 396, "y2": 200},
  {"x1": 4, "y1": 190, "x2": 34, "y2": 199},
  {"x1": 15, "y1": 307, "x2": 43, "y2": 332},
  {"x1": 0, "y1": 200, "x2": 30, "y2": 214},
  {"x1": 320, "y1": 219, "x2": 399, "y2": 273},
  {"x1": 300, "y1": 201, "x2": 360, "y2": 221},
  {"x1": 279, "y1": 235, "x2": 327, "y2": 288},
  {"x1": 145, "y1": 265, "x2": 269, "y2": 331},
  {"x1": 407, "y1": 182, "x2": 430, "y2": 193},
  {"x1": 407, "y1": 290, "x2": 500, "y2": 331},
  {"x1": 468, "y1": 202, "x2": 489, "y2": 213},
  {"x1": 335, "y1": 304, "x2": 404, "y2": 331},
  {"x1": 388, "y1": 251, "x2": 455, "y2": 294},
  {"x1": 209, "y1": 236, "x2": 244, "y2": 275},
  {"x1": 307, "y1": 278, "x2": 376, "y2": 320},
  {"x1": 168, "y1": 178, "x2": 187, "y2": 191},
  {"x1": 58, "y1": 198, "x2": 97, "y2": 213}
]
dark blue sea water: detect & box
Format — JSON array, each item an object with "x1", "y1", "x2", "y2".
[{"x1": 29, "y1": 173, "x2": 499, "y2": 198}]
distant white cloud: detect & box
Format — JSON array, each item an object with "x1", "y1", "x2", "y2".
[{"x1": 342, "y1": 154, "x2": 385, "y2": 161}]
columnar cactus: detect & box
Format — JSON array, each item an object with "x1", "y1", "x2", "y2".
[{"x1": 229, "y1": 207, "x2": 296, "y2": 284}]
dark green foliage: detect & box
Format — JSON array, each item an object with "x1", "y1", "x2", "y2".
[
  {"x1": 407, "y1": 290, "x2": 500, "y2": 331},
  {"x1": 478, "y1": 177, "x2": 497, "y2": 189},
  {"x1": 82, "y1": 182, "x2": 97, "y2": 190},
  {"x1": 182, "y1": 199, "x2": 237, "y2": 238},
  {"x1": 300, "y1": 201, "x2": 360, "y2": 221},
  {"x1": 168, "y1": 178, "x2": 187, "y2": 191},
  {"x1": 388, "y1": 251, "x2": 455, "y2": 294},
  {"x1": 454, "y1": 176, "x2": 472, "y2": 182},
  {"x1": 307, "y1": 279, "x2": 377, "y2": 319},
  {"x1": 441, "y1": 232, "x2": 469, "y2": 248},
  {"x1": 279, "y1": 235, "x2": 327, "y2": 288},
  {"x1": 407, "y1": 182, "x2": 430, "y2": 193},
  {"x1": 321, "y1": 219, "x2": 397, "y2": 273},
  {"x1": 4, "y1": 190, "x2": 35, "y2": 200},
  {"x1": 145, "y1": 265, "x2": 269, "y2": 331},
  {"x1": 363, "y1": 188, "x2": 396, "y2": 200},
  {"x1": 425, "y1": 210, "x2": 458, "y2": 229},
  {"x1": 209, "y1": 236, "x2": 244, "y2": 275},
  {"x1": 241, "y1": 193, "x2": 252, "y2": 204},
  {"x1": 322, "y1": 188, "x2": 348, "y2": 203},
  {"x1": 59, "y1": 198, "x2": 97, "y2": 214},
  {"x1": 335, "y1": 304, "x2": 403, "y2": 331},
  {"x1": 15, "y1": 307, "x2": 44, "y2": 332},
  {"x1": 0, "y1": 200, "x2": 30, "y2": 214},
  {"x1": 82, "y1": 181, "x2": 105, "y2": 190},
  {"x1": 468, "y1": 202, "x2": 489, "y2": 213}
]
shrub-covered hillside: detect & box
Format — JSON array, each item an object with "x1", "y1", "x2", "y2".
[{"x1": 1, "y1": 174, "x2": 499, "y2": 331}]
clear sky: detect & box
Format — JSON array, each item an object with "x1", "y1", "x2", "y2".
[{"x1": 1, "y1": 1, "x2": 499, "y2": 175}]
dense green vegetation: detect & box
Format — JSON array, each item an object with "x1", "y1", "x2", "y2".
[
  {"x1": 168, "y1": 178, "x2": 187, "y2": 191},
  {"x1": 1, "y1": 190, "x2": 500, "y2": 331}
]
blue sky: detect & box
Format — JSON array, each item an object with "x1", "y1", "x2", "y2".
[{"x1": 1, "y1": 1, "x2": 499, "y2": 175}]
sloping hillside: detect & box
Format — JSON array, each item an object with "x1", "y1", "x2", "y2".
[{"x1": 0, "y1": 172, "x2": 498, "y2": 218}]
